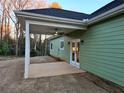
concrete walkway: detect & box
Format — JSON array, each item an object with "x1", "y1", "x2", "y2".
[{"x1": 29, "y1": 62, "x2": 84, "y2": 78}]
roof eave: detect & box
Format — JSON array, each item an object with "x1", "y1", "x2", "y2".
[
  {"x1": 88, "y1": 4, "x2": 124, "y2": 25},
  {"x1": 14, "y1": 3, "x2": 124, "y2": 28},
  {"x1": 14, "y1": 10, "x2": 86, "y2": 25}
]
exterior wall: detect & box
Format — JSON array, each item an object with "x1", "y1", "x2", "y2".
[
  {"x1": 66, "y1": 30, "x2": 85, "y2": 64},
  {"x1": 49, "y1": 14, "x2": 124, "y2": 87},
  {"x1": 49, "y1": 35, "x2": 81, "y2": 63},
  {"x1": 50, "y1": 36, "x2": 70, "y2": 61},
  {"x1": 80, "y1": 15, "x2": 124, "y2": 87}
]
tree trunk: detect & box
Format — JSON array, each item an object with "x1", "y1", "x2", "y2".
[
  {"x1": 39, "y1": 34, "x2": 42, "y2": 55},
  {"x1": 0, "y1": 13, "x2": 4, "y2": 40},
  {"x1": 44, "y1": 35, "x2": 47, "y2": 55},
  {"x1": 4, "y1": 17, "x2": 7, "y2": 40},
  {"x1": 34, "y1": 34, "x2": 37, "y2": 51},
  {"x1": 15, "y1": 23, "x2": 19, "y2": 56},
  {"x1": 41, "y1": 35, "x2": 44, "y2": 56},
  {"x1": 7, "y1": 17, "x2": 10, "y2": 43},
  {"x1": 18, "y1": 24, "x2": 23, "y2": 56}
]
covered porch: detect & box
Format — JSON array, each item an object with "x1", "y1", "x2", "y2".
[{"x1": 14, "y1": 9, "x2": 87, "y2": 79}]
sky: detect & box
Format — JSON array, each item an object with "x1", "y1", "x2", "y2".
[{"x1": 49, "y1": 0, "x2": 114, "y2": 14}]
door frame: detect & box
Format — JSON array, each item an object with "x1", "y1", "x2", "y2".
[{"x1": 70, "y1": 39, "x2": 80, "y2": 68}]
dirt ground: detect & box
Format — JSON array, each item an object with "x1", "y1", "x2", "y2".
[
  {"x1": 0, "y1": 56, "x2": 17, "y2": 61},
  {"x1": 0, "y1": 56, "x2": 109, "y2": 93}
]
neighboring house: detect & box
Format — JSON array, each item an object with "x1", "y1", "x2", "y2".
[{"x1": 14, "y1": 0, "x2": 124, "y2": 87}]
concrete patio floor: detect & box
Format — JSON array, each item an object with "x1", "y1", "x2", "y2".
[{"x1": 29, "y1": 62, "x2": 84, "y2": 78}]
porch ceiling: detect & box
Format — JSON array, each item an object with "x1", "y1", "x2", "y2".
[{"x1": 30, "y1": 24, "x2": 73, "y2": 34}]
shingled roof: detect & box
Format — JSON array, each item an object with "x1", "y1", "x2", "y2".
[
  {"x1": 21, "y1": 0, "x2": 124, "y2": 20},
  {"x1": 22, "y1": 8, "x2": 89, "y2": 21},
  {"x1": 88, "y1": 0, "x2": 124, "y2": 19}
]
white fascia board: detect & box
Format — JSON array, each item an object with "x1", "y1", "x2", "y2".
[
  {"x1": 14, "y1": 10, "x2": 85, "y2": 25},
  {"x1": 88, "y1": 4, "x2": 124, "y2": 25}
]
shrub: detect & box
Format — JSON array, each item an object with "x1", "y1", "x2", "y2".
[{"x1": 0, "y1": 41, "x2": 11, "y2": 56}]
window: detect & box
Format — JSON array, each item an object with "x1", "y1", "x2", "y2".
[
  {"x1": 50, "y1": 43, "x2": 53, "y2": 50},
  {"x1": 60, "y1": 40, "x2": 64, "y2": 50}
]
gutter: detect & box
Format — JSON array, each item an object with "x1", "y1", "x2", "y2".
[{"x1": 88, "y1": 4, "x2": 124, "y2": 25}]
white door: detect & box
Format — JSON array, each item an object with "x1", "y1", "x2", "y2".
[{"x1": 70, "y1": 39, "x2": 80, "y2": 68}]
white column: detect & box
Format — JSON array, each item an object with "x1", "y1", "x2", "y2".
[{"x1": 24, "y1": 21, "x2": 30, "y2": 79}]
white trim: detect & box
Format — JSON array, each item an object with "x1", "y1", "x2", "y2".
[
  {"x1": 27, "y1": 20, "x2": 85, "y2": 30},
  {"x1": 88, "y1": 4, "x2": 124, "y2": 25},
  {"x1": 24, "y1": 21, "x2": 30, "y2": 79},
  {"x1": 70, "y1": 39, "x2": 80, "y2": 42},
  {"x1": 70, "y1": 39, "x2": 80, "y2": 68}
]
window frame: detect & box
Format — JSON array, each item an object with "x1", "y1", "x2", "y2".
[
  {"x1": 50, "y1": 43, "x2": 53, "y2": 50},
  {"x1": 60, "y1": 39, "x2": 64, "y2": 50}
]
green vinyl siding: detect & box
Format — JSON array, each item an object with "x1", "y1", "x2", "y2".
[
  {"x1": 50, "y1": 37, "x2": 66, "y2": 60},
  {"x1": 50, "y1": 37, "x2": 70, "y2": 61},
  {"x1": 64, "y1": 36, "x2": 71, "y2": 63},
  {"x1": 80, "y1": 15, "x2": 124, "y2": 87}
]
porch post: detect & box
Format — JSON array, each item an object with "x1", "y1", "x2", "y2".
[{"x1": 24, "y1": 21, "x2": 30, "y2": 79}]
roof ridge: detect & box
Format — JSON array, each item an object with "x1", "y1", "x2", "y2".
[
  {"x1": 48, "y1": 8, "x2": 89, "y2": 15},
  {"x1": 22, "y1": 8, "x2": 89, "y2": 15},
  {"x1": 21, "y1": 0, "x2": 124, "y2": 20}
]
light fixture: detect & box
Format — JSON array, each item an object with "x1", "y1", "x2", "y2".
[
  {"x1": 54, "y1": 32, "x2": 58, "y2": 35},
  {"x1": 68, "y1": 41, "x2": 70, "y2": 44},
  {"x1": 81, "y1": 40, "x2": 84, "y2": 43}
]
